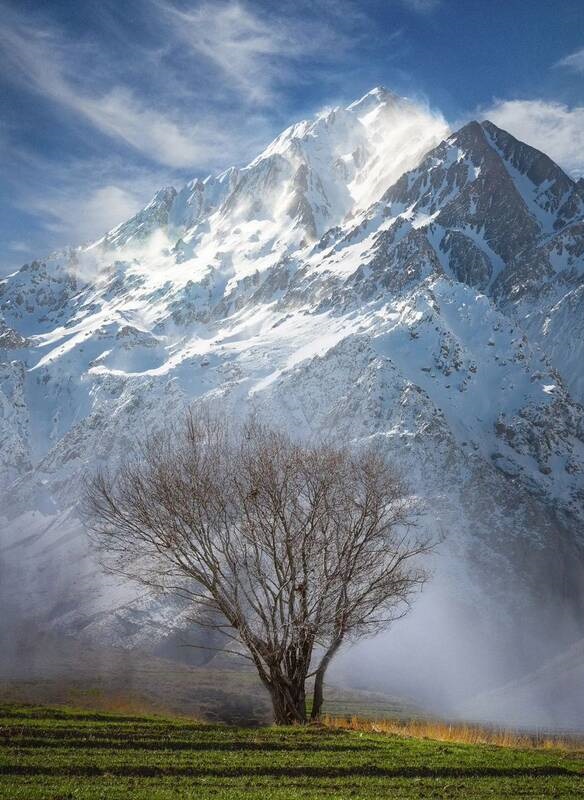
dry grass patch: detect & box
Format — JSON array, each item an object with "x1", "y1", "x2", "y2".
[{"x1": 321, "y1": 714, "x2": 584, "y2": 751}]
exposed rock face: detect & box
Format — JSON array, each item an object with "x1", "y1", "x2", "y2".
[{"x1": 1, "y1": 89, "x2": 583, "y2": 708}]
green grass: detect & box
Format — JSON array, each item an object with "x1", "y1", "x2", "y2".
[{"x1": 0, "y1": 704, "x2": 582, "y2": 799}]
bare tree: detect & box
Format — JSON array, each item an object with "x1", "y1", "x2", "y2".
[{"x1": 84, "y1": 411, "x2": 434, "y2": 725}]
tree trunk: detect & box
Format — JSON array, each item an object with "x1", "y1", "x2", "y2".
[
  {"x1": 311, "y1": 667, "x2": 326, "y2": 721},
  {"x1": 310, "y1": 638, "x2": 343, "y2": 721},
  {"x1": 269, "y1": 681, "x2": 307, "y2": 725}
]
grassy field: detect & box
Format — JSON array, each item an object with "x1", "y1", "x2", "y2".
[{"x1": 0, "y1": 705, "x2": 582, "y2": 799}]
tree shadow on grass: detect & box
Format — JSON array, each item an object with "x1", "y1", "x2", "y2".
[
  {"x1": 1, "y1": 737, "x2": 377, "y2": 753},
  {"x1": 1, "y1": 765, "x2": 580, "y2": 779}
]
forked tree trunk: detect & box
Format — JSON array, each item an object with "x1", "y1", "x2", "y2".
[
  {"x1": 310, "y1": 666, "x2": 326, "y2": 721},
  {"x1": 310, "y1": 638, "x2": 343, "y2": 721}
]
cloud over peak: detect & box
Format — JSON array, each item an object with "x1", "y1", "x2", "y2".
[{"x1": 484, "y1": 98, "x2": 584, "y2": 178}]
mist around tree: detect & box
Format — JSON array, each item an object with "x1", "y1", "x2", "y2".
[{"x1": 84, "y1": 410, "x2": 434, "y2": 724}]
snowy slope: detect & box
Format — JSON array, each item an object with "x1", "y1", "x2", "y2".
[{"x1": 1, "y1": 89, "x2": 584, "y2": 704}]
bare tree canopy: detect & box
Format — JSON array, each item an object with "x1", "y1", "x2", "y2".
[{"x1": 84, "y1": 411, "x2": 434, "y2": 724}]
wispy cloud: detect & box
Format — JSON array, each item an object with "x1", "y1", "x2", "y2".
[
  {"x1": 0, "y1": 1, "x2": 364, "y2": 171},
  {"x1": 31, "y1": 185, "x2": 145, "y2": 241},
  {"x1": 483, "y1": 99, "x2": 584, "y2": 178},
  {"x1": 156, "y1": 0, "x2": 352, "y2": 105},
  {"x1": 0, "y1": 11, "x2": 229, "y2": 169},
  {"x1": 398, "y1": 0, "x2": 442, "y2": 13},
  {"x1": 555, "y1": 46, "x2": 584, "y2": 74},
  {"x1": 7, "y1": 241, "x2": 31, "y2": 253}
]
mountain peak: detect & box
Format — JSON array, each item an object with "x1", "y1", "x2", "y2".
[
  {"x1": 479, "y1": 119, "x2": 574, "y2": 188},
  {"x1": 447, "y1": 119, "x2": 485, "y2": 144},
  {"x1": 346, "y1": 85, "x2": 400, "y2": 115}
]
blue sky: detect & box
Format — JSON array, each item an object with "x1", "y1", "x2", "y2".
[{"x1": 1, "y1": 0, "x2": 583, "y2": 275}]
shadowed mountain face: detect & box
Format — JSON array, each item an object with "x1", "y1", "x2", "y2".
[{"x1": 1, "y1": 88, "x2": 584, "y2": 721}]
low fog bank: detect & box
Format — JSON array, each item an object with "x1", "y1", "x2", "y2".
[
  {"x1": 333, "y1": 575, "x2": 584, "y2": 731},
  {"x1": 0, "y1": 512, "x2": 220, "y2": 672},
  {"x1": 0, "y1": 619, "x2": 272, "y2": 725}
]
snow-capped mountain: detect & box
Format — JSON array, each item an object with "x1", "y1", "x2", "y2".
[{"x1": 1, "y1": 88, "x2": 584, "y2": 708}]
